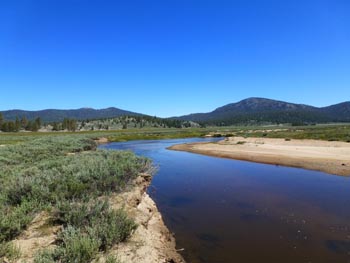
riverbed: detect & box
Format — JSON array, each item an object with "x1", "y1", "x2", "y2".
[{"x1": 100, "y1": 138, "x2": 350, "y2": 263}]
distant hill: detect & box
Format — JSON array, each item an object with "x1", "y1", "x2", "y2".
[
  {"x1": 2, "y1": 98, "x2": 350, "y2": 125},
  {"x1": 175, "y1": 98, "x2": 350, "y2": 125},
  {"x1": 1, "y1": 107, "x2": 143, "y2": 122}
]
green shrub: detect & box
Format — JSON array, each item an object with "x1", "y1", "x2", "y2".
[
  {"x1": 92, "y1": 208, "x2": 137, "y2": 250},
  {"x1": 105, "y1": 254, "x2": 120, "y2": 263},
  {"x1": 0, "y1": 200, "x2": 39, "y2": 242},
  {"x1": 54, "y1": 200, "x2": 109, "y2": 228},
  {"x1": 54, "y1": 200, "x2": 136, "y2": 250},
  {"x1": 0, "y1": 134, "x2": 151, "y2": 260},
  {"x1": 0, "y1": 242, "x2": 21, "y2": 260},
  {"x1": 57, "y1": 226, "x2": 100, "y2": 263},
  {"x1": 33, "y1": 249, "x2": 56, "y2": 263}
]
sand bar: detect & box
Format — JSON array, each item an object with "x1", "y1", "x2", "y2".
[{"x1": 169, "y1": 137, "x2": 350, "y2": 176}]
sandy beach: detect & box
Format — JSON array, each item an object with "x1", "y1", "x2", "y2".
[{"x1": 169, "y1": 137, "x2": 350, "y2": 176}]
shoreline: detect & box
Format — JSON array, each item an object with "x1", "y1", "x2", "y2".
[
  {"x1": 97, "y1": 137, "x2": 185, "y2": 263},
  {"x1": 169, "y1": 137, "x2": 350, "y2": 176},
  {"x1": 107, "y1": 173, "x2": 185, "y2": 263}
]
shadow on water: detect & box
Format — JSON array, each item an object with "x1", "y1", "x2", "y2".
[
  {"x1": 168, "y1": 196, "x2": 194, "y2": 207},
  {"x1": 100, "y1": 138, "x2": 350, "y2": 263},
  {"x1": 197, "y1": 233, "x2": 222, "y2": 249},
  {"x1": 326, "y1": 240, "x2": 350, "y2": 254}
]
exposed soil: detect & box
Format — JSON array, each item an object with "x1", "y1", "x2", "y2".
[
  {"x1": 94, "y1": 137, "x2": 109, "y2": 144},
  {"x1": 105, "y1": 174, "x2": 185, "y2": 263},
  {"x1": 169, "y1": 137, "x2": 350, "y2": 176}
]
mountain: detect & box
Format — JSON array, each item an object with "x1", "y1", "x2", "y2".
[
  {"x1": 2, "y1": 98, "x2": 350, "y2": 125},
  {"x1": 321, "y1": 102, "x2": 350, "y2": 120},
  {"x1": 1, "y1": 107, "x2": 143, "y2": 122},
  {"x1": 175, "y1": 98, "x2": 350, "y2": 125}
]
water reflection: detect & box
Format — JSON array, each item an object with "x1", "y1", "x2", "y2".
[{"x1": 100, "y1": 138, "x2": 350, "y2": 263}]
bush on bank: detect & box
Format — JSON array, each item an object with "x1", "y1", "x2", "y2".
[{"x1": 0, "y1": 135, "x2": 152, "y2": 261}]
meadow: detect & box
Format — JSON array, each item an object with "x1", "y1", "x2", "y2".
[
  {"x1": 228, "y1": 124, "x2": 350, "y2": 142},
  {"x1": 0, "y1": 135, "x2": 152, "y2": 262},
  {"x1": 1, "y1": 124, "x2": 349, "y2": 145}
]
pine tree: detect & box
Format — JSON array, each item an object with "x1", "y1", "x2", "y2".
[
  {"x1": 2, "y1": 122, "x2": 8, "y2": 132},
  {"x1": 122, "y1": 121, "x2": 127, "y2": 129},
  {"x1": 52, "y1": 122, "x2": 59, "y2": 131},
  {"x1": 62, "y1": 118, "x2": 77, "y2": 131},
  {"x1": 35, "y1": 117, "x2": 41, "y2": 129},
  {"x1": 62, "y1": 118, "x2": 68, "y2": 130},
  {"x1": 15, "y1": 117, "x2": 21, "y2": 131},
  {"x1": 69, "y1": 119, "x2": 77, "y2": 131},
  {"x1": 0, "y1": 112, "x2": 3, "y2": 127},
  {"x1": 21, "y1": 116, "x2": 28, "y2": 129},
  {"x1": 8, "y1": 121, "x2": 15, "y2": 132}
]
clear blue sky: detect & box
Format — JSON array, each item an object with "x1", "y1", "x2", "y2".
[{"x1": 1, "y1": 0, "x2": 349, "y2": 117}]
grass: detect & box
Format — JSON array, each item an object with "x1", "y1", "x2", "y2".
[
  {"x1": 0, "y1": 242, "x2": 21, "y2": 260},
  {"x1": 0, "y1": 134, "x2": 152, "y2": 262},
  {"x1": 106, "y1": 128, "x2": 208, "y2": 142},
  {"x1": 105, "y1": 255, "x2": 120, "y2": 263},
  {"x1": 232, "y1": 124, "x2": 350, "y2": 142},
  {"x1": 0, "y1": 128, "x2": 210, "y2": 145},
  {"x1": 1, "y1": 124, "x2": 350, "y2": 145}
]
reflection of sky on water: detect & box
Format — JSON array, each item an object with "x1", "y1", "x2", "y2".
[{"x1": 101, "y1": 138, "x2": 350, "y2": 263}]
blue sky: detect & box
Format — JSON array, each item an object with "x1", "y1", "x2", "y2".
[{"x1": 1, "y1": 0, "x2": 349, "y2": 117}]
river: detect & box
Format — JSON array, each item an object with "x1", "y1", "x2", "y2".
[{"x1": 100, "y1": 138, "x2": 350, "y2": 263}]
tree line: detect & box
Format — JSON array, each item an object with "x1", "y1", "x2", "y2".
[
  {"x1": 0, "y1": 113, "x2": 41, "y2": 132},
  {"x1": 0, "y1": 113, "x2": 78, "y2": 132},
  {"x1": 52, "y1": 118, "x2": 77, "y2": 131},
  {"x1": 0, "y1": 112, "x2": 195, "y2": 133}
]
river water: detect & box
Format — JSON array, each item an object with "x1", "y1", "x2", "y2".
[{"x1": 100, "y1": 138, "x2": 350, "y2": 263}]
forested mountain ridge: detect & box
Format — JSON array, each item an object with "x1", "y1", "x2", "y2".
[
  {"x1": 175, "y1": 98, "x2": 350, "y2": 125},
  {"x1": 1, "y1": 98, "x2": 350, "y2": 127},
  {"x1": 1, "y1": 107, "x2": 142, "y2": 122}
]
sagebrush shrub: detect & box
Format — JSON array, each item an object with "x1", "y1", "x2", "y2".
[{"x1": 0, "y1": 135, "x2": 151, "y2": 259}]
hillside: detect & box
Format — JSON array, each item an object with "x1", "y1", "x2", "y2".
[
  {"x1": 2, "y1": 98, "x2": 350, "y2": 126},
  {"x1": 175, "y1": 98, "x2": 350, "y2": 125},
  {"x1": 49, "y1": 115, "x2": 198, "y2": 131},
  {"x1": 1, "y1": 107, "x2": 143, "y2": 122}
]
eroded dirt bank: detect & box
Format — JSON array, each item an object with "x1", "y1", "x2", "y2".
[
  {"x1": 107, "y1": 174, "x2": 185, "y2": 263},
  {"x1": 169, "y1": 137, "x2": 350, "y2": 176}
]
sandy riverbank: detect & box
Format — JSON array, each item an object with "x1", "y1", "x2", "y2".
[
  {"x1": 105, "y1": 173, "x2": 185, "y2": 263},
  {"x1": 169, "y1": 137, "x2": 350, "y2": 176}
]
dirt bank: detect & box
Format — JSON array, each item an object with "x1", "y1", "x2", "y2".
[
  {"x1": 107, "y1": 173, "x2": 185, "y2": 263},
  {"x1": 10, "y1": 175, "x2": 185, "y2": 263},
  {"x1": 169, "y1": 137, "x2": 350, "y2": 176},
  {"x1": 94, "y1": 137, "x2": 109, "y2": 144}
]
